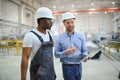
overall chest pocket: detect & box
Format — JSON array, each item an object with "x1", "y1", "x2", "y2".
[{"x1": 41, "y1": 41, "x2": 53, "y2": 62}]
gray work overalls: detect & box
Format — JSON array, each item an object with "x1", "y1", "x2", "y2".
[{"x1": 30, "y1": 31, "x2": 56, "y2": 80}]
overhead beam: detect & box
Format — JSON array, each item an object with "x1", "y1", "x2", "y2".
[{"x1": 53, "y1": 7, "x2": 120, "y2": 15}]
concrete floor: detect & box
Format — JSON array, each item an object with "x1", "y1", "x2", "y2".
[{"x1": 0, "y1": 50, "x2": 120, "y2": 80}]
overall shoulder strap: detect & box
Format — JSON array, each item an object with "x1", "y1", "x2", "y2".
[
  {"x1": 48, "y1": 32, "x2": 53, "y2": 42},
  {"x1": 30, "y1": 31, "x2": 44, "y2": 42}
]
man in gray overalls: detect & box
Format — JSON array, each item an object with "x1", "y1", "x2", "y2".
[{"x1": 21, "y1": 7, "x2": 56, "y2": 80}]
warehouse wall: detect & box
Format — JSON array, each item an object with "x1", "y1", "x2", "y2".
[
  {"x1": 0, "y1": 0, "x2": 38, "y2": 25},
  {"x1": 2, "y1": 0, "x2": 18, "y2": 22},
  {"x1": 113, "y1": 12, "x2": 120, "y2": 33},
  {"x1": 0, "y1": 0, "x2": 119, "y2": 38},
  {"x1": 0, "y1": 0, "x2": 1, "y2": 19},
  {"x1": 75, "y1": 13, "x2": 113, "y2": 34},
  {"x1": 0, "y1": 0, "x2": 38, "y2": 37},
  {"x1": 52, "y1": 12, "x2": 114, "y2": 35}
]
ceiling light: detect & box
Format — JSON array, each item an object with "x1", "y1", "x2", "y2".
[
  {"x1": 104, "y1": 11, "x2": 107, "y2": 14},
  {"x1": 89, "y1": 12, "x2": 93, "y2": 15},
  {"x1": 91, "y1": 3, "x2": 94, "y2": 6},
  {"x1": 112, "y1": 2, "x2": 115, "y2": 5},
  {"x1": 53, "y1": 6, "x2": 56, "y2": 8},
  {"x1": 89, "y1": 8, "x2": 96, "y2": 10},
  {"x1": 72, "y1": 4, "x2": 74, "y2": 7},
  {"x1": 75, "y1": 13, "x2": 78, "y2": 15}
]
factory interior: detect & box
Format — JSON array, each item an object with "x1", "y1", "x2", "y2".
[{"x1": 0, "y1": 0, "x2": 120, "y2": 80}]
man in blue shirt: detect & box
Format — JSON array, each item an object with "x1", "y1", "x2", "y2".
[{"x1": 54, "y1": 12, "x2": 89, "y2": 80}]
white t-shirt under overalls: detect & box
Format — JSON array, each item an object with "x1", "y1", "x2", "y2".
[{"x1": 23, "y1": 28, "x2": 50, "y2": 60}]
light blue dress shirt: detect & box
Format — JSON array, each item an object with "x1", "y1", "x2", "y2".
[{"x1": 54, "y1": 31, "x2": 88, "y2": 64}]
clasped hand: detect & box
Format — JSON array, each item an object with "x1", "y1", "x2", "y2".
[{"x1": 65, "y1": 46, "x2": 78, "y2": 55}]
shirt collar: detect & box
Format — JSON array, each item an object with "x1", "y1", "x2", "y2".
[{"x1": 65, "y1": 30, "x2": 75, "y2": 36}]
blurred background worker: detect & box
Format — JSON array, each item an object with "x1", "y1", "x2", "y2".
[
  {"x1": 21, "y1": 7, "x2": 56, "y2": 80},
  {"x1": 54, "y1": 12, "x2": 90, "y2": 80}
]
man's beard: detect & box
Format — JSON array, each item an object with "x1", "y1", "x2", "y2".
[
  {"x1": 43, "y1": 25, "x2": 52, "y2": 30},
  {"x1": 66, "y1": 27, "x2": 74, "y2": 32}
]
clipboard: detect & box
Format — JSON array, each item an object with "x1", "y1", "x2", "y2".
[
  {"x1": 80, "y1": 49, "x2": 101, "y2": 63},
  {"x1": 86, "y1": 49, "x2": 101, "y2": 58}
]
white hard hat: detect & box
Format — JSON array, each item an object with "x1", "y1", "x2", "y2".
[
  {"x1": 62, "y1": 12, "x2": 75, "y2": 21},
  {"x1": 36, "y1": 7, "x2": 54, "y2": 19}
]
